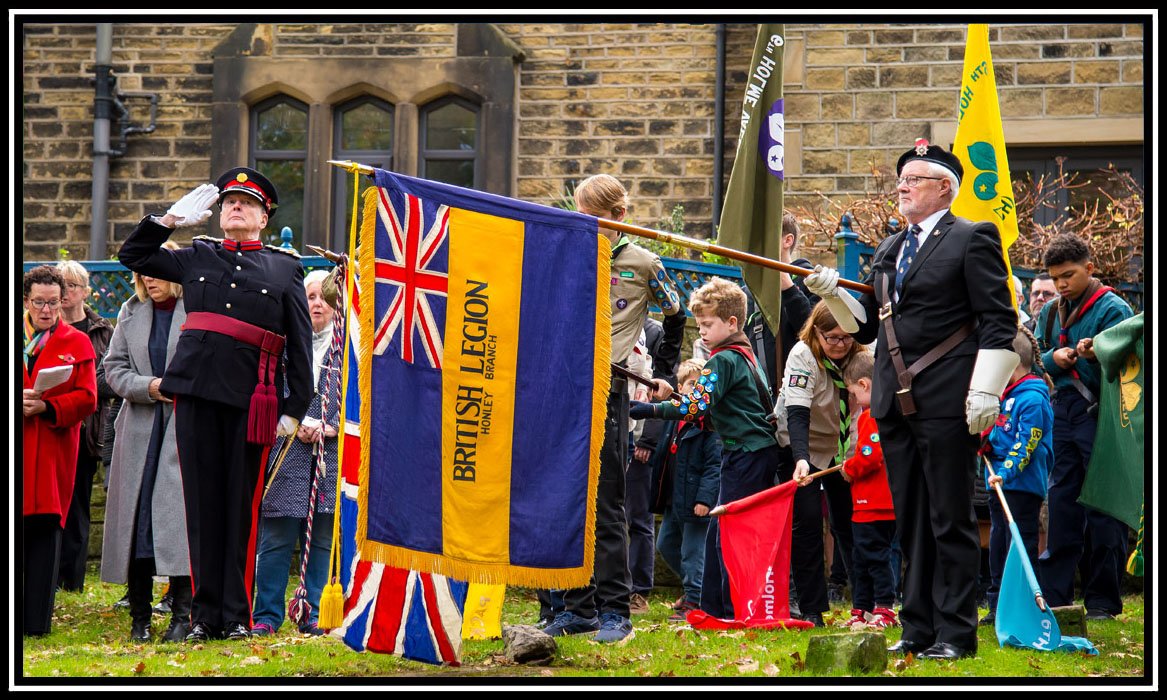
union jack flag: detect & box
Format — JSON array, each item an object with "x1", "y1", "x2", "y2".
[
  {"x1": 331, "y1": 258, "x2": 468, "y2": 665},
  {"x1": 372, "y1": 188, "x2": 449, "y2": 369}
]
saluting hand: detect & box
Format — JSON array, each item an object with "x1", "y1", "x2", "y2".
[{"x1": 165, "y1": 183, "x2": 219, "y2": 228}]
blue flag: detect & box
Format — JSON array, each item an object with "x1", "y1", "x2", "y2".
[{"x1": 996, "y1": 520, "x2": 1097, "y2": 654}]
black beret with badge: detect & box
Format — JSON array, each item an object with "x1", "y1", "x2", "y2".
[
  {"x1": 896, "y1": 138, "x2": 963, "y2": 185},
  {"x1": 216, "y1": 166, "x2": 279, "y2": 214}
]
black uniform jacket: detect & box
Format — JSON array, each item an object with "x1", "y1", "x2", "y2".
[
  {"x1": 852, "y1": 211, "x2": 1016, "y2": 421},
  {"x1": 119, "y1": 217, "x2": 313, "y2": 422}
]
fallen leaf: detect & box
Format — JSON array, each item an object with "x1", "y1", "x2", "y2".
[
  {"x1": 1028, "y1": 659, "x2": 1041, "y2": 670},
  {"x1": 166, "y1": 660, "x2": 183, "y2": 668},
  {"x1": 132, "y1": 662, "x2": 146, "y2": 674},
  {"x1": 219, "y1": 649, "x2": 234, "y2": 657},
  {"x1": 658, "y1": 670, "x2": 677, "y2": 677},
  {"x1": 540, "y1": 669, "x2": 554, "y2": 677},
  {"x1": 239, "y1": 656, "x2": 265, "y2": 667},
  {"x1": 789, "y1": 651, "x2": 805, "y2": 672},
  {"x1": 762, "y1": 664, "x2": 780, "y2": 676},
  {"x1": 737, "y1": 659, "x2": 759, "y2": 673}
]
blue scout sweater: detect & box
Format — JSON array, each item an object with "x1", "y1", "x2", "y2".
[
  {"x1": 983, "y1": 375, "x2": 1053, "y2": 499},
  {"x1": 1036, "y1": 283, "x2": 1133, "y2": 397}
]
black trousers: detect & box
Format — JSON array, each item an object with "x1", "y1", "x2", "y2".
[
  {"x1": 58, "y1": 446, "x2": 98, "y2": 591},
  {"x1": 23, "y1": 514, "x2": 63, "y2": 636},
  {"x1": 852, "y1": 519, "x2": 897, "y2": 611},
  {"x1": 776, "y1": 449, "x2": 854, "y2": 617},
  {"x1": 1040, "y1": 392, "x2": 1128, "y2": 614},
  {"x1": 878, "y1": 411, "x2": 981, "y2": 650},
  {"x1": 174, "y1": 396, "x2": 267, "y2": 631},
  {"x1": 700, "y1": 443, "x2": 780, "y2": 619},
  {"x1": 563, "y1": 388, "x2": 632, "y2": 619}
]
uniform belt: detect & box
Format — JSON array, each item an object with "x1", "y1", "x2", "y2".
[
  {"x1": 183, "y1": 311, "x2": 285, "y2": 444},
  {"x1": 878, "y1": 275, "x2": 974, "y2": 417}
]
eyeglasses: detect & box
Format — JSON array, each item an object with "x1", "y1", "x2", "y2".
[
  {"x1": 28, "y1": 299, "x2": 61, "y2": 309},
  {"x1": 896, "y1": 175, "x2": 945, "y2": 188},
  {"x1": 818, "y1": 331, "x2": 854, "y2": 346},
  {"x1": 1030, "y1": 290, "x2": 1057, "y2": 299},
  {"x1": 66, "y1": 282, "x2": 86, "y2": 291}
]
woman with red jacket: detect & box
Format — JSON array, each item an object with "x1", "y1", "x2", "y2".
[{"x1": 22, "y1": 265, "x2": 98, "y2": 637}]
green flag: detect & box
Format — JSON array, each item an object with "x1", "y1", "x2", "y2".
[
  {"x1": 1079, "y1": 313, "x2": 1144, "y2": 531},
  {"x1": 717, "y1": 24, "x2": 785, "y2": 333}
]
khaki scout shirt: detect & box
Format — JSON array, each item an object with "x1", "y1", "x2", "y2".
[
  {"x1": 609, "y1": 237, "x2": 681, "y2": 364},
  {"x1": 774, "y1": 340, "x2": 845, "y2": 470}
]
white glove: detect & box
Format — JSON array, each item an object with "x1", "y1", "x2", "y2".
[
  {"x1": 965, "y1": 348, "x2": 1021, "y2": 434},
  {"x1": 276, "y1": 414, "x2": 301, "y2": 437},
  {"x1": 166, "y1": 183, "x2": 219, "y2": 228},
  {"x1": 804, "y1": 265, "x2": 866, "y2": 333},
  {"x1": 793, "y1": 459, "x2": 814, "y2": 486}
]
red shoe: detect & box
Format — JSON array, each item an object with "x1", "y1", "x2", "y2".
[
  {"x1": 867, "y1": 607, "x2": 899, "y2": 628},
  {"x1": 840, "y1": 608, "x2": 867, "y2": 628}
]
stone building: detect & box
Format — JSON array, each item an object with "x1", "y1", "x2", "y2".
[{"x1": 21, "y1": 19, "x2": 1146, "y2": 261}]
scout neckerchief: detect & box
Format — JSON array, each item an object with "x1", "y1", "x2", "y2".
[
  {"x1": 709, "y1": 330, "x2": 775, "y2": 422},
  {"x1": 1044, "y1": 277, "x2": 1114, "y2": 404},
  {"x1": 23, "y1": 313, "x2": 58, "y2": 371},
  {"x1": 611, "y1": 234, "x2": 631, "y2": 260},
  {"x1": 822, "y1": 356, "x2": 851, "y2": 466}
]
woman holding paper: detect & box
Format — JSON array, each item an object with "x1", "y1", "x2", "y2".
[
  {"x1": 22, "y1": 265, "x2": 98, "y2": 637},
  {"x1": 101, "y1": 247, "x2": 193, "y2": 643}
]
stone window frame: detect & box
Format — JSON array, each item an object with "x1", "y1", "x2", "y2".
[{"x1": 211, "y1": 25, "x2": 522, "y2": 251}]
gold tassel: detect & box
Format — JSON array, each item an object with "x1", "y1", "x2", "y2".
[{"x1": 318, "y1": 581, "x2": 345, "y2": 630}]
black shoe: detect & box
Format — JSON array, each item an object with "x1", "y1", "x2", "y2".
[
  {"x1": 827, "y1": 585, "x2": 846, "y2": 605},
  {"x1": 533, "y1": 615, "x2": 554, "y2": 629},
  {"x1": 802, "y1": 612, "x2": 825, "y2": 628},
  {"x1": 224, "y1": 622, "x2": 251, "y2": 640},
  {"x1": 888, "y1": 639, "x2": 931, "y2": 655},
  {"x1": 113, "y1": 592, "x2": 131, "y2": 610},
  {"x1": 161, "y1": 619, "x2": 190, "y2": 643},
  {"x1": 978, "y1": 611, "x2": 996, "y2": 626},
  {"x1": 186, "y1": 621, "x2": 213, "y2": 642},
  {"x1": 154, "y1": 593, "x2": 174, "y2": 616},
  {"x1": 1085, "y1": 610, "x2": 1116, "y2": 621},
  {"x1": 917, "y1": 642, "x2": 976, "y2": 660},
  {"x1": 130, "y1": 619, "x2": 153, "y2": 642}
]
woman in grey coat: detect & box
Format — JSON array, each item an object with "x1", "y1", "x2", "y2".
[{"x1": 101, "y1": 249, "x2": 192, "y2": 643}]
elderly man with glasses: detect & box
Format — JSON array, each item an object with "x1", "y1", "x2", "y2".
[{"x1": 804, "y1": 140, "x2": 1018, "y2": 660}]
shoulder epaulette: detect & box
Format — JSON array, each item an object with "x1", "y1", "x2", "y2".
[
  {"x1": 191, "y1": 235, "x2": 224, "y2": 245},
  {"x1": 265, "y1": 244, "x2": 301, "y2": 259}
]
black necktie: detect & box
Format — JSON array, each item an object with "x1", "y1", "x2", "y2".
[{"x1": 895, "y1": 225, "x2": 922, "y2": 297}]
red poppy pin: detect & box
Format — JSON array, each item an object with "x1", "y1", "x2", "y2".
[{"x1": 58, "y1": 353, "x2": 75, "y2": 363}]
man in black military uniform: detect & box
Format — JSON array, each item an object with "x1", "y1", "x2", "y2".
[
  {"x1": 119, "y1": 167, "x2": 313, "y2": 642},
  {"x1": 806, "y1": 142, "x2": 1018, "y2": 660}
]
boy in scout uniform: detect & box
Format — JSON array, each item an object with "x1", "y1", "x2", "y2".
[
  {"x1": 542, "y1": 174, "x2": 685, "y2": 643},
  {"x1": 119, "y1": 167, "x2": 313, "y2": 642},
  {"x1": 630, "y1": 276, "x2": 779, "y2": 621}
]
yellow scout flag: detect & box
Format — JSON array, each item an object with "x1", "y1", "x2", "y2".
[{"x1": 951, "y1": 23, "x2": 1021, "y2": 310}]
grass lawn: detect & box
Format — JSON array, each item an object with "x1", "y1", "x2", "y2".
[{"x1": 19, "y1": 571, "x2": 1147, "y2": 685}]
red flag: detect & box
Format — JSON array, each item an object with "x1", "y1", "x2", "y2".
[{"x1": 687, "y1": 481, "x2": 813, "y2": 630}]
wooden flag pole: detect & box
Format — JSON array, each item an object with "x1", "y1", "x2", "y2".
[
  {"x1": 598, "y1": 219, "x2": 874, "y2": 296},
  {"x1": 610, "y1": 363, "x2": 684, "y2": 402},
  {"x1": 983, "y1": 457, "x2": 1049, "y2": 612},
  {"x1": 709, "y1": 465, "x2": 845, "y2": 517},
  {"x1": 325, "y1": 160, "x2": 874, "y2": 295}
]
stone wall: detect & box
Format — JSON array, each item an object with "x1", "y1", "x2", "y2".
[{"x1": 23, "y1": 20, "x2": 1145, "y2": 255}]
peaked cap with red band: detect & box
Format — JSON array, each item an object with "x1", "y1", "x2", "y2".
[{"x1": 216, "y1": 166, "x2": 279, "y2": 214}]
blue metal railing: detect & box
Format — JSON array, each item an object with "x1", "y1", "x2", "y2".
[{"x1": 21, "y1": 218, "x2": 1142, "y2": 318}]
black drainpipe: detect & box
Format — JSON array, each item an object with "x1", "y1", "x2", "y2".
[{"x1": 712, "y1": 23, "x2": 726, "y2": 240}]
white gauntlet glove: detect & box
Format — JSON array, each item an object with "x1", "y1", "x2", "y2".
[
  {"x1": 804, "y1": 265, "x2": 866, "y2": 333},
  {"x1": 965, "y1": 349, "x2": 1021, "y2": 434},
  {"x1": 166, "y1": 183, "x2": 220, "y2": 228},
  {"x1": 276, "y1": 414, "x2": 301, "y2": 437}
]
